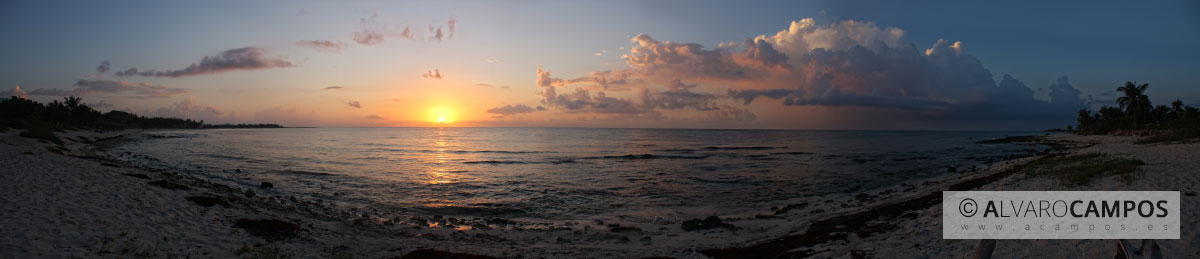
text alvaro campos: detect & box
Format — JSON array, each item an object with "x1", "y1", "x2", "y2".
[{"x1": 943, "y1": 191, "x2": 1179, "y2": 239}]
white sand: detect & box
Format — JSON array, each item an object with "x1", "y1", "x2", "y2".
[{"x1": 804, "y1": 134, "x2": 1200, "y2": 258}]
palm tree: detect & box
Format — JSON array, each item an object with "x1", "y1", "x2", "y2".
[
  {"x1": 1116, "y1": 81, "x2": 1150, "y2": 130},
  {"x1": 1171, "y1": 99, "x2": 1184, "y2": 118}
]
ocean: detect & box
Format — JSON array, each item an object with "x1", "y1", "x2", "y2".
[{"x1": 110, "y1": 128, "x2": 1047, "y2": 224}]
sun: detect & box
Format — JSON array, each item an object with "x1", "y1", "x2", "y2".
[{"x1": 428, "y1": 106, "x2": 455, "y2": 124}]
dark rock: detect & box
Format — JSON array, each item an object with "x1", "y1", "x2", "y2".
[
  {"x1": 400, "y1": 248, "x2": 497, "y2": 259},
  {"x1": 235, "y1": 168, "x2": 242, "y2": 173},
  {"x1": 773, "y1": 202, "x2": 809, "y2": 215},
  {"x1": 1186, "y1": 191, "x2": 1196, "y2": 197},
  {"x1": 121, "y1": 173, "x2": 151, "y2": 179},
  {"x1": 610, "y1": 226, "x2": 643, "y2": 233},
  {"x1": 244, "y1": 190, "x2": 256, "y2": 198},
  {"x1": 947, "y1": 166, "x2": 957, "y2": 173},
  {"x1": 100, "y1": 163, "x2": 120, "y2": 168},
  {"x1": 148, "y1": 180, "x2": 189, "y2": 191},
  {"x1": 187, "y1": 196, "x2": 231, "y2": 208},
  {"x1": 259, "y1": 182, "x2": 274, "y2": 189},
  {"x1": 681, "y1": 216, "x2": 734, "y2": 231},
  {"x1": 233, "y1": 219, "x2": 300, "y2": 241}
]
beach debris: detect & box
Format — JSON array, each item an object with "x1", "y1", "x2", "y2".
[
  {"x1": 680, "y1": 216, "x2": 734, "y2": 231},
  {"x1": 148, "y1": 180, "x2": 190, "y2": 191},
  {"x1": 233, "y1": 218, "x2": 300, "y2": 241},
  {"x1": 187, "y1": 196, "x2": 231, "y2": 208},
  {"x1": 235, "y1": 168, "x2": 242, "y2": 173},
  {"x1": 259, "y1": 182, "x2": 274, "y2": 189}
]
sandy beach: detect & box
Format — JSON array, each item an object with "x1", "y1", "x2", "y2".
[{"x1": 1, "y1": 130, "x2": 1197, "y2": 258}]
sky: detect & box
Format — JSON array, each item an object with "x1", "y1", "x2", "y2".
[{"x1": 1, "y1": 0, "x2": 1197, "y2": 130}]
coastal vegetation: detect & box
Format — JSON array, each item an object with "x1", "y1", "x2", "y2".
[
  {"x1": 0, "y1": 95, "x2": 282, "y2": 142},
  {"x1": 1074, "y1": 81, "x2": 1200, "y2": 144}
]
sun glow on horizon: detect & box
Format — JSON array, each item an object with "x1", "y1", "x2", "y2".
[{"x1": 428, "y1": 106, "x2": 456, "y2": 124}]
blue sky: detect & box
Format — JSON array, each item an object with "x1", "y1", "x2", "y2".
[{"x1": 1, "y1": 0, "x2": 1197, "y2": 129}]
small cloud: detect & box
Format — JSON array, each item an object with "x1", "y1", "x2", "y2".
[
  {"x1": 96, "y1": 61, "x2": 110, "y2": 73},
  {"x1": 114, "y1": 47, "x2": 291, "y2": 77},
  {"x1": 594, "y1": 50, "x2": 606, "y2": 56},
  {"x1": 392, "y1": 98, "x2": 401, "y2": 102},
  {"x1": 297, "y1": 40, "x2": 348, "y2": 53},
  {"x1": 353, "y1": 30, "x2": 385, "y2": 45},
  {"x1": 325, "y1": 86, "x2": 343, "y2": 90},
  {"x1": 429, "y1": 25, "x2": 444, "y2": 41},
  {"x1": 485, "y1": 58, "x2": 502, "y2": 63},
  {"x1": 361, "y1": 12, "x2": 378, "y2": 24},
  {"x1": 448, "y1": 17, "x2": 457, "y2": 39},
  {"x1": 397, "y1": 26, "x2": 414, "y2": 39},
  {"x1": 346, "y1": 100, "x2": 361, "y2": 108},
  {"x1": 476, "y1": 83, "x2": 493, "y2": 87},
  {"x1": 1, "y1": 85, "x2": 28, "y2": 99},
  {"x1": 422, "y1": 69, "x2": 442, "y2": 80},
  {"x1": 365, "y1": 115, "x2": 387, "y2": 120}
]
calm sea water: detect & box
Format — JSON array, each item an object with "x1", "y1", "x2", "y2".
[{"x1": 111, "y1": 128, "x2": 1045, "y2": 221}]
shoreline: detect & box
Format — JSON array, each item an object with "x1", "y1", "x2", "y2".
[{"x1": 2, "y1": 129, "x2": 1194, "y2": 258}]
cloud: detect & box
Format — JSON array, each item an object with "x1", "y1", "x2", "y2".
[
  {"x1": 86, "y1": 100, "x2": 113, "y2": 109},
  {"x1": 346, "y1": 100, "x2": 361, "y2": 108},
  {"x1": 422, "y1": 69, "x2": 442, "y2": 79},
  {"x1": 486, "y1": 58, "x2": 501, "y2": 63},
  {"x1": 96, "y1": 61, "x2": 110, "y2": 73},
  {"x1": 360, "y1": 13, "x2": 377, "y2": 24},
  {"x1": 353, "y1": 30, "x2": 385, "y2": 45},
  {"x1": 115, "y1": 47, "x2": 292, "y2": 77},
  {"x1": 1, "y1": 85, "x2": 29, "y2": 99},
  {"x1": 429, "y1": 25, "x2": 445, "y2": 41},
  {"x1": 397, "y1": 26, "x2": 414, "y2": 40},
  {"x1": 149, "y1": 97, "x2": 234, "y2": 122},
  {"x1": 448, "y1": 17, "x2": 457, "y2": 39},
  {"x1": 707, "y1": 105, "x2": 756, "y2": 121},
  {"x1": 486, "y1": 104, "x2": 544, "y2": 116},
  {"x1": 325, "y1": 86, "x2": 344, "y2": 90},
  {"x1": 297, "y1": 40, "x2": 348, "y2": 53},
  {"x1": 527, "y1": 18, "x2": 1088, "y2": 126},
  {"x1": 114, "y1": 68, "x2": 138, "y2": 76},
  {"x1": 27, "y1": 80, "x2": 188, "y2": 98},
  {"x1": 365, "y1": 115, "x2": 387, "y2": 120}
]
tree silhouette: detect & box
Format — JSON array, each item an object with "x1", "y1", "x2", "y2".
[
  {"x1": 1171, "y1": 99, "x2": 1184, "y2": 118},
  {"x1": 1115, "y1": 81, "x2": 1150, "y2": 131}
]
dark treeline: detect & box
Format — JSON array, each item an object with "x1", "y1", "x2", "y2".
[
  {"x1": 1074, "y1": 81, "x2": 1200, "y2": 143},
  {"x1": 1, "y1": 96, "x2": 282, "y2": 143}
]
